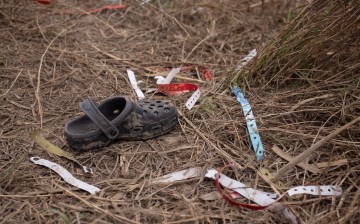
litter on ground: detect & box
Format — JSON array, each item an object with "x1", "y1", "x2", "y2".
[{"x1": 1, "y1": 0, "x2": 359, "y2": 223}]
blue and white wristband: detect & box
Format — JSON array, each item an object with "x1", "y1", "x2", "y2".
[{"x1": 232, "y1": 85, "x2": 264, "y2": 160}]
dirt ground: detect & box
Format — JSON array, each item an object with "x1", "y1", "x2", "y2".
[{"x1": 1, "y1": 0, "x2": 359, "y2": 224}]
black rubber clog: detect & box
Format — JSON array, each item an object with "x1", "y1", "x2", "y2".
[{"x1": 64, "y1": 96, "x2": 178, "y2": 150}]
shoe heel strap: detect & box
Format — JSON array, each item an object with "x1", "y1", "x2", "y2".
[{"x1": 80, "y1": 98, "x2": 119, "y2": 139}]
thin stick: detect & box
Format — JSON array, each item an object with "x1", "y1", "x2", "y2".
[
  {"x1": 184, "y1": 35, "x2": 212, "y2": 61},
  {"x1": 91, "y1": 44, "x2": 148, "y2": 71},
  {"x1": 274, "y1": 116, "x2": 360, "y2": 180},
  {"x1": 0, "y1": 69, "x2": 22, "y2": 98},
  {"x1": 179, "y1": 112, "x2": 243, "y2": 169},
  {"x1": 141, "y1": 1, "x2": 190, "y2": 37},
  {"x1": 58, "y1": 185, "x2": 140, "y2": 224},
  {"x1": 92, "y1": 45, "x2": 206, "y2": 83},
  {"x1": 36, "y1": 29, "x2": 66, "y2": 128},
  {"x1": 271, "y1": 145, "x2": 321, "y2": 174},
  {"x1": 316, "y1": 159, "x2": 348, "y2": 168},
  {"x1": 339, "y1": 187, "x2": 360, "y2": 224},
  {"x1": 289, "y1": 94, "x2": 333, "y2": 112}
]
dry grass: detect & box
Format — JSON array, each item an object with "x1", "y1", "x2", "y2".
[
  {"x1": 1, "y1": 0, "x2": 359, "y2": 223},
  {"x1": 234, "y1": 0, "x2": 360, "y2": 223}
]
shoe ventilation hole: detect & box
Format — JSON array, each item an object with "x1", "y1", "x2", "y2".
[
  {"x1": 158, "y1": 105, "x2": 163, "y2": 108},
  {"x1": 154, "y1": 111, "x2": 159, "y2": 116},
  {"x1": 151, "y1": 125, "x2": 161, "y2": 132},
  {"x1": 133, "y1": 127, "x2": 143, "y2": 132},
  {"x1": 143, "y1": 110, "x2": 147, "y2": 114},
  {"x1": 156, "y1": 101, "x2": 161, "y2": 103},
  {"x1": 149, "y1": 107, "x2": 153, "y2": 110},
  {"x1": 150, "y1": 104, "x2": 155, "y2": 106},
  {"x1": 164, "y1": 108, "x2": 169, "y2": 112}
]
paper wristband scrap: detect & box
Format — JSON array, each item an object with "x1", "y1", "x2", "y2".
[
  {"x1": 226, "y1": 188, "x2": 277, "y2": 199},
  {"x1": 155, "y1": 68, "x2": 181, "y2": 84},
  {"x1": 152, "y1": 66, "x2": 213, "y2": 82},
  {"x1": 30, "y1": 130, "x2": 93, "y2": 174},
  {"x1": 235, "y1": 49, "x2": 257, "y2": 71},
  {"x1": 158, "y1": 83, "x2": 198, "y2": 94},
  {"x1": 198, "y1": 67, "x2": 213, "y2": 81},
  {"x1": 156, "y1": 68, "x2": 201, "y2": 110},
  {"x1": 185, "y1": 88, "x2": 201, "y2": 110},
  {"x1": 151, "y1": 167, "x2": 202, "y2": 184},
  {"x1": 225, "y1": 167, "x2": 279, "y2": 200},
  {"x1": 30, "y1": 157, "x2": 100, "y2": 195},
  {"x1": 232, "y1": 86, "x2": 264, "y2": 160},
  {"x1": 206, "y1": 169, "x2": 275, "y2": 207},
  {"x1": 206, "y1": 169, "x2": 342, "y2": 207},
  {"x1": 180, "y1": 65, "x2": 213, "y2": 81},
  {"x1": 287, "y1": 186, "x2": 342, "y2": 196},
  {"x1": 211, "y1": 165, "x2": 297, "y2": 224},
  {"x1": 127, "y1": 69, "x2": 145, "y2": 100}
]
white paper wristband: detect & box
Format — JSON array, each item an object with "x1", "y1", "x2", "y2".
[
  {"x1": 30, "y1": 157, "x2": 100, "y2": 195},
  {"x1": 127, "y1": 69, "x2": 145, "y2": 100},
  {"x1": 205, "y1": 169, "x2": 343, "y2": 206}
]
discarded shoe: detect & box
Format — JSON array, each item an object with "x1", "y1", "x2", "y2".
[{"x1": 64, "y1": 96, "x2": 178, "y2": 150}]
